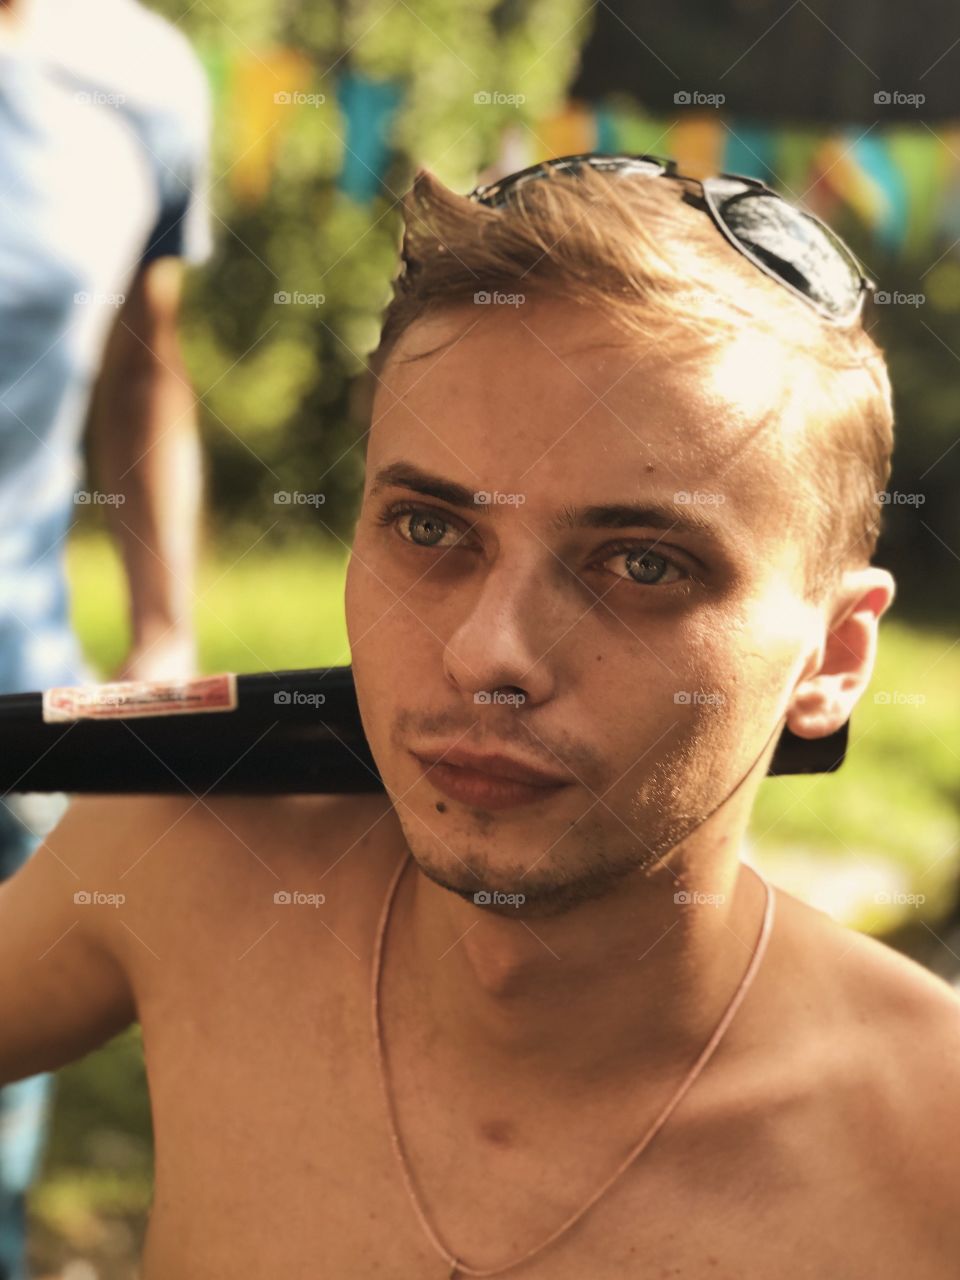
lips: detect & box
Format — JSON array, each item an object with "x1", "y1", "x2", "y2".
[
  {"x1": 411, "y1": 750, "x2": 572, "y2": 811},
  {"x1": 411, "y1": 745, "x2": 570, "y2": 788}
]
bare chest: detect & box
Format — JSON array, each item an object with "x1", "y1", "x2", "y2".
[{"x1": 133, "y1": 931, "x2": 940, "y2": 1280}]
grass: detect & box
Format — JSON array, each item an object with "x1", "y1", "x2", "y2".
[{"x1": 67, "y1": 526, "x2": 352, "y2": 677}]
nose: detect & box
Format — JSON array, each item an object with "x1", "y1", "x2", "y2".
[{"x1": 441, "y1": 554, "x2": 561, "y2": 708}]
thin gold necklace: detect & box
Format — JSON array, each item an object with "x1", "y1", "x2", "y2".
[{"x1": 371, "y1": 852, "x2": 775, "y2": 1278}]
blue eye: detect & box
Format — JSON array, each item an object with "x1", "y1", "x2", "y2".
[
  {"x1": 376, "y1": 501, "x2": 469, "y2": 550},
  {"x1": 602, "y1": 543, "x2": 688, "y2": 587},
  {"x1": 375, "y1": 501, "x2": 691, "y2": 588}
]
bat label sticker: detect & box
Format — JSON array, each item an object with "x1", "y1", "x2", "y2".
[{"x1": 42, "y1": 673, "x2": 239, "y2": 722}]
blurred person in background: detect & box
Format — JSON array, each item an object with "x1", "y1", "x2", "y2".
[{"x1": 0, "y1": 0, "x2": 212, "y2": 1274}]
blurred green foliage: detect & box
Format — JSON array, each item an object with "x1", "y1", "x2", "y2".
[{"x1": 133, "y1": 0, "x2": 590, "y2": 553}]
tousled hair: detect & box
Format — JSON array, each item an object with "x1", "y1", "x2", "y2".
[{"x1": 366, "y1": 164, "x2": 894, "y2": 602}]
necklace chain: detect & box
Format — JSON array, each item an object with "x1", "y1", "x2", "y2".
[{"x1": 371, "y1": 853, "x2": 775, "y2": 1278}]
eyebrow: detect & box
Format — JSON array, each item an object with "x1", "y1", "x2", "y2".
[{"x1": 369, "y1": 460, "x2": 721, "y2": 539}]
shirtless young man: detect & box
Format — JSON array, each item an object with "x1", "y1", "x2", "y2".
[{"x1": 2, "y1": 155, "x2": 959, "y2": 1279}]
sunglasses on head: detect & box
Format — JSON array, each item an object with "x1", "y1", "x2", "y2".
[{"x1": 467, "y1": 152, "x2": 875, "y2": 327}]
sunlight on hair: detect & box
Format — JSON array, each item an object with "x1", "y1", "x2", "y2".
[{"x1": 705, "y1": 330, "x2": 803, "y2": 441}]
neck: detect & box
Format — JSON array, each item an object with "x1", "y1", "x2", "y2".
[{"x1": 392, "y1": 828, "x2": 772, "y2": 1095}]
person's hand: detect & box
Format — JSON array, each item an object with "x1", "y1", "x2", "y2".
[{"x1": 111, "y1": 631, "x2": 198, "y2": 683}]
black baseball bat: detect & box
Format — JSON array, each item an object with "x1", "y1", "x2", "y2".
[{"x1": 0, "y1": 665, "x2": 848, "y2": 795}]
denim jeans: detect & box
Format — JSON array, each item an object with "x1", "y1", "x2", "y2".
[{"x1": 0, "y1": 793, "x2": 70, "y2": 1280}]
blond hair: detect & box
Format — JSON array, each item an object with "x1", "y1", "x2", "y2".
[{"x1": 367, "y1": 164, "x2": 894, "y2": 601}]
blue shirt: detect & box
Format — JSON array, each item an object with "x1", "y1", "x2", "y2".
[{"x1": 0, "y1": 0, "x2": 212, "y2": 695}]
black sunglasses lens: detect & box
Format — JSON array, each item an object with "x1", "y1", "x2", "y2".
[
  {"x1": 716, "y1": 192, "x2": 863, "y2": 320},
  {"x1": 468, "y1": 157, "x2": 865, "y2": 321},
  {"x1": 472, "y1": 154, "x2": 667, "y2": 208}
]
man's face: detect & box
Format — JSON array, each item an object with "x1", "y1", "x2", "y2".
[{"x1": 345, "y1": 296, "x2": 822, "y2": 916}]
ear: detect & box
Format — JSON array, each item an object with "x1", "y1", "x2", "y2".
[{"x1": 786, "y1": 567, "x2": 897, "y2": 740}]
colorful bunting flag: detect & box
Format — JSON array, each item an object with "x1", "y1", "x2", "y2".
[{"x1": 192, "y1": 43, "x2": 960, "y2": 257}]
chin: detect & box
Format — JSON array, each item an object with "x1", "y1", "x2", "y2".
[{"x1": 408, "y1": 844, "x2": 630, "y2": 920}]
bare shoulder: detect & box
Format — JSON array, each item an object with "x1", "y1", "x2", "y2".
[
  {"x1": 772, "y1": 882, "x2": 960, "y2": 1225},
  {"x1": 38, "y1": 792, "x2": 203, "y2": 893},
  {"x1": 56, "y1": 790, "x2": 391, "y2": 878},
  {"x1": 40, "y1": 790, "x2": 390, "y2": 960},
  {"x1": 39, "y1": 793, "x2": 212, "y2": 953},
  {"x1": 772, "y1": 881, "x2": 960, "y2": 1061},
  {"x1": 68, "y1": 789, "x2": 403, "y2": 972},
  {"x1": 846, "y1": 921, "x2": 960, "y2": 1233},
  {"x1": 774, "y1": 881, "x2": 960, "y2": 1027}
]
